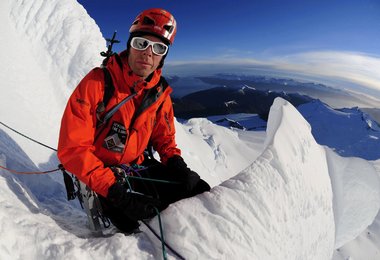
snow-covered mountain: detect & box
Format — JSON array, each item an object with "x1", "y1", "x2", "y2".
[
  {"x1": 298, "y1": 100, "x2": 380, "y2": 160},
  {"x1": 1, "y1": 0, "x2": 380, "y2": 259},
  {"x1": 167, "y1": 74, "x2": 380, "y2": 109},
  {"x1": 207, "y1": 100, "x2": 380, "y2": 161},
  {"x1": 172, "y1": 85, "x2": 313, "y2": 120}
]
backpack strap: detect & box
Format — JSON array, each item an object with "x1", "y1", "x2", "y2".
[
  {"x1": 102, "y1": 67, "x2": 115, "y2": 109},
  {"x1": 96, "y1": 67, "x2": 115, "y2": 119},
  {"x1": 96, "y1": 73, "x2": 169, "y2": 132},
  {"x1": 131, "y1": 76, "x2": 168, "y2": 124},
  {"x1": 100, "y1": 53, "x2": 123, "y2": 107}
]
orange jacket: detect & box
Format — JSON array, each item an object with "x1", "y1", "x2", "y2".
[{"x1": 57, "y1": 53, "x2": 181, "y2": 197}]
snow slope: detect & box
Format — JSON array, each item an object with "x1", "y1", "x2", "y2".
[
  {"x1": 174, "y1": 117, "x2": 265, "y2": 187},
  {"x1": 298, "y1": 100, "x2": 380, "y2": 160},
  {"x1": 1, "y1": 0, "x2": 380, "y2": 259},
  {"x1": 332, "y1": 160, "x2": 380, "y2": 260},
  {"x1": 147, "y1": 98, "x2": 335, "y2": 259},
  {"x1": 0, "y1": 0, "x2": 105, "y2": 166},
  {"x1": 326, "y1": 148, "x2": 380, "y2": 248},
  {"x1": 1, "y1": 96, "x2": 379, "y2": 259}
]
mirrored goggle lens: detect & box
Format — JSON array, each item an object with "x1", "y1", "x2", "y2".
[{"x1": 131, "y1": 37, "x2": 168, "y2": 56}]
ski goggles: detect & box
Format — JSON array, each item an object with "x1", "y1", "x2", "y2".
[{"x1": 130, "y1": 37, "x2": 169, "y2": 56}]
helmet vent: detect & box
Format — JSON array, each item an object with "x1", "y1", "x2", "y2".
[
  {"x1": 142, "y1": 16, "x2": 155, "y2": 25},
  {"x1": 163, "y1": 25, "x2": 174, "y2": 33}
]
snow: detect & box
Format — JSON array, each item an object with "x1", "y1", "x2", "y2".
[
  {"x1": 208, "y1": 113, "x2": 267, "y2": 130},
  {"x1": 0, "y1": 0, "x2": 105, "y2": 166},
  {"x1": 1, "y1": 0, "x2": 380, "y2": 259},
  {"x1": 175, "y1": 118, "x2": 264, "y2": 187},
  {"x1": 149, "y1": 98, "x2": 335, "y2": 259},
  {"x1": 326, "y1": 149, "x2": 380, "y2": 248},
  {"x1": 298, "y1": 100, "x2": 380, "y2": 160}
]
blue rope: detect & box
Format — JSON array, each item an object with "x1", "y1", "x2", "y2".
[
  {"x1": 119, "y1": 164, "x2": 181, "y2": 185},
  {"x1": 119, "y1": 164, "x2": 185, "y2": 259},
  {"x1": 142, "y1": 218, "x2": 186, "y2": 260},
  {"x1": 127, "y1": 175, "x2": 180, "y2": 184},
  {"x1": 155, "y1": 207, "x2": 167, "y2": 260},
  {"x1": 0, "y1": 121, "x2": 57, "y2": 152},
  {"x1": 124, "y1": 174, "x2": 133, "y2": 191}
]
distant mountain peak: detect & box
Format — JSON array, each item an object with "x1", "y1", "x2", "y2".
[
  {"x1": 173, "y1": 85, "x2": 313, "y2": 120},
  {"x1": 224, "y1": 100, "x2": 238, "y2": 107},
  {"x1": 298, "y1": 100, "x2": 380, "y2": 160}
]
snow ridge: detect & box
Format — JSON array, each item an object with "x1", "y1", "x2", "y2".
[
  {"x1": 8, "y1": 0, "x2": 105, "y2": 92},
  {"x1": 0, "y1": 0, "x2": 105, "y2": 164},
  {"x1": 1, "y1": 0, "x2": 380, "y2": 258},
  {"x1": 146, "y1": 98, "x2": 335, "y2": 259},
  {"x1": 298, "y1": 100, "x2": 380, "y2": 160},
  {"x1": 326, "y1": 148, "x2": 380, "y2": 248}
]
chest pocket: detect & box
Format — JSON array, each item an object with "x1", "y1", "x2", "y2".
[{"x1": 102, "y1": 121, "x2": 128, "y2": 153}]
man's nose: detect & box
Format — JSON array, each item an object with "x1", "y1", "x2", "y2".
[{"x1": 142, "y1": 46, "x2": 153, "y2": 56}]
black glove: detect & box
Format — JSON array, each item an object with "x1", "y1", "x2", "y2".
[
  {"x1": 166, "y1": 155, "x2": 201, "y2": 192},
  {"x1": 107, "y1": 182, "x2": 160, "y2": 221}
]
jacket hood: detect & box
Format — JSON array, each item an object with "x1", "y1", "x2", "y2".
[{"x1": 106, "y1": 50, "x2": 162, "y2": 94}]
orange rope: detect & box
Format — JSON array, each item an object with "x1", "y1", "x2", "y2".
[{"x1": 0, "y1": 164, "x2": 59, "y2": 174}]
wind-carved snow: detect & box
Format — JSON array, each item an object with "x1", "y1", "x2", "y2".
[
  {"x1": 174, "y1": 118, "x2": 262, "y2": 186},
  {"x1": 1, "y1": 0, "x2": 380, "y2": 258},
  {"x1": 0, "y1": 0, "x2": 105, "y2": 165},
  {"x1": 326, "y1": 148, "x2": 380, "y2": 248},
  {"x1": 147, "y1": 98, "x2": 335, "y2": 259},
  {"x1": 8, "y1": 0, "x2": 105, "y2": 91},
  {"x1": 1, "y1": 98, "x2": 379, "y2": 259}
]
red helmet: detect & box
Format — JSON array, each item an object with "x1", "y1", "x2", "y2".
[{"x1": 129, "y1": 8, "x2": 177, "y2": 45}]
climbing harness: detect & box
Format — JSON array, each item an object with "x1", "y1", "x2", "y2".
[{"x1": 114, "y1": 164, "x2": 185, "y2": 260}]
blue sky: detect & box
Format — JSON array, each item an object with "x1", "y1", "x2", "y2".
[
  {"x1": 78, "y1": 0, "x2": 380, "y2": 96},
  {"x1": 78, "y1": 0, "x2": 380, "y2": 60}
]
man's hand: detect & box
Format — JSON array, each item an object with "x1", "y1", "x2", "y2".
[
  {"x1": 107, "y1": 182, "x2": 160, "y2": 221},
  {"x1": 166, "y1": 155, "x2": 201, "y2": 192}
]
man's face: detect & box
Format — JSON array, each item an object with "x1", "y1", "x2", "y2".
[{"x1": 128, "y1": 35, "x2": 165, "y2": 79}]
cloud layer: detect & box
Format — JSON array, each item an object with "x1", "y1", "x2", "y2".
[{"x1": 166, "y1": 51, "x2": 380, "y2": 100}]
